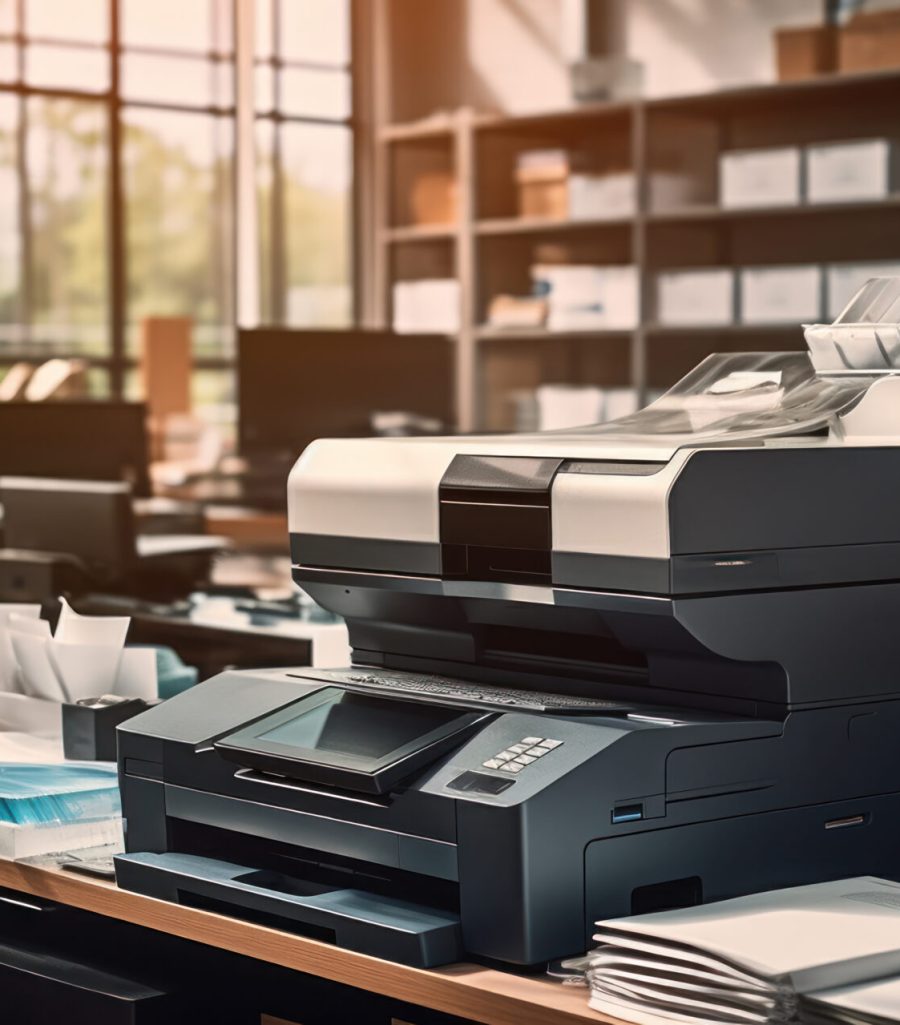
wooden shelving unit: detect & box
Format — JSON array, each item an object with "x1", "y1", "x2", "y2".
[{"x1": 374, "y1": 66, "x2": 900, "y2": 431}]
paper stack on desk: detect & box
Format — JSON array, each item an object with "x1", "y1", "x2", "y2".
[
  {"x1": 801, "y1": 975, "x2": 900, "y2": 1025},
  {"x1": 584, "y1": 878, "x2": 900, "y2": 1025},
  {"x1": 1, "y1": 598, "x2": 156, "y2": 705},
  {"x1": 0, "y1": 762, "x2": 122, "y2": 860},
  {"x1": 0, "y1": 599, "x2": 157, "y2": 737}
]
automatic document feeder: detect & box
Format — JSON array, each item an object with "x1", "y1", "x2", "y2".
[{"x1": 116, "y1": 279, "x2": 900, "y2": 969}]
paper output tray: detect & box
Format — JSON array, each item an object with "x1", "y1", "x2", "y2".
[{"x1": 114, "y1": 851, "x2": 463, "y2": 968}]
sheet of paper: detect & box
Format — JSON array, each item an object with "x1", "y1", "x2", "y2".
[
  {"x1": 0, "y1": 731, "x2": 65, "y2": 763},
  {"x1": 8, "y1": 614, "x2": 51, "y2": 639},
  {"x1": 48, "y1": 642, "x2": 123, "y2": 703},
  {"x1": 11, "y1": 632, "x2": 68, "y2": 702},
  {"x1": 807, "y1": 974, "x2": 900, "y2": 1023},
  {"x1": 55, "y1": 597, "x2": 130, "y2": 650},
  {"x1": 114, "y1": 647, "x2": 157, "y2": 700},
  {"x1": 0, "y1": 604, "x2": 41, "y2": 692},
  {"x1": 595, "y1": 877, "x2": 900, "y2": 993}
]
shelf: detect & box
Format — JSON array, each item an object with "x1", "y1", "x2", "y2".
[
  {"x1": 382, "y1": 224, "x2": 457, "y2": 243},
  {"x1": 384, "y1": 69, "x2": 900, "y2": 144},
  {"x1": 646, "y1": 66, "x2": 900, "y2": 115},
  {"x1": 647, "y1": 195, "x2": 900, "y2": 224},
  {"x1": 476, "y1": 214, "x2": 632, "y2": 236},
  {"x1": 380, "y1": 116, "x2": 457, "y2": 142},
  {"x1": 476, "y1": 323, "x2": 801, "y2": 340},
  {"x1": 645, "y1": 322, "x2": 802, "y2": 335},
  {"x1": 377, "y1": 48, "x2": 900, "y2": 431},
  {"x1": 473, "y1": 98, "x2": 635, "y2": 133},
  {"x1": 475, "y1": 325, "x2": 634, "y2": 341}
]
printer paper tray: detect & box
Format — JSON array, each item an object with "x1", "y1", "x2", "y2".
[{"x1": 114, "y1": 851, "x2": 462, "y2": 968}]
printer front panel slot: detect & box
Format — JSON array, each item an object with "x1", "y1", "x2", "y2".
[
  {"x1": 164, "y1": 783, "x2": 460, "y2": 883},
  {"x1": 167, "y1": 816, "x2": 461, "y2": 911}
]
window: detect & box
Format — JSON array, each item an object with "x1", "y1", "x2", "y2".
[
  {"x1": 0, "y1": 0, "x2": 355, "y2": 408},
  {"x1": 254, "y1": 0, "x2": 353, "y2": 327}
]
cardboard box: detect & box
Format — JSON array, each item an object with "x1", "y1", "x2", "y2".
[
  {"x1": 656, "y1": 269, "x2": 735, "y2": 326},
  {"x1": 806, "y1": 139, "x2": 893, "y2": 204},
  {"x1": 775, "y1": 24, "x2": 836, "y2": 81},
  {"x1": 410, "y1": 171, "x2": 457, "y2": 225},
  {"x1": 720, "y1": 147, "x2": 802, "y2": 209},
  {"x1": 839, "y1": 9, "x2": 900, "y2": 73},
  {"x1": 827, "y1": 262, "x2": 900, "y2": 319},
  {"x1": 740, "y1": 266, "x2": 822, "y2": 324},
  {"x1": 516, "y1": 149, "x2": 570, "y2": 219}
]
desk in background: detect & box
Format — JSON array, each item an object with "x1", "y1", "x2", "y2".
[{"x1": 76, "y1": 593, "x2": 349, "y2": 679}]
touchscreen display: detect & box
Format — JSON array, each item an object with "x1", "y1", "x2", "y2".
[{"x1": 258, "y1": 688, "x2": 464, "y2": 761}]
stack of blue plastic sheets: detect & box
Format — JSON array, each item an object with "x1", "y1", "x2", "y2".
[{"x1": 0, "y1": 764, "x2": 121, "y2": 825}]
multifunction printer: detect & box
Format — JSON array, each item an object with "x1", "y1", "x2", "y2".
[{"x1": 116, "y1": 279, "x2": 900, "y2": 968}]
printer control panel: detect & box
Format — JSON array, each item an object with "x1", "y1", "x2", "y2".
[{"x1": 481, "y1": 735, "x2": 564, "y2": 774}]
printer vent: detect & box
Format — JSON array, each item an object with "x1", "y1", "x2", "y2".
[{"x1": 439, "y1": 454, "x2": 562, "y2": 585}]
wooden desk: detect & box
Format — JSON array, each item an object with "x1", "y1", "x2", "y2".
[
  {"x1": 204, "y1": 506, "x2": 289, "y2": 550},
  {"x1": 0, "y1": 858, "x2": 607, "y2": 1025}
]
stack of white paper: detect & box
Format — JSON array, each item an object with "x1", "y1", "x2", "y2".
[
  {"x1": 585, "y1": 878, "x2": 900, "y2": 1025},
  {"x1": 802, "y1": 975, "x2": 900, "y2": 1025},
  {"x1": 0, "y1": 600, "x2": 157, "y2": 735}
]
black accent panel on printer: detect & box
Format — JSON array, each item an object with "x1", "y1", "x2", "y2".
[{"x1": 439, "y1": 455, "x2": 563, "y2": 585}]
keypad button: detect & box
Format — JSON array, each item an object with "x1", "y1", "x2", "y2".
[
  {"x1": 495, "y1": 750, "x2": 515, "y2": 762},
  {"x1": 515, "y1": 754, "x2": 536, "y2": 765},
  {"x1": 526, "y1": 746, "x2": 548, "y2": 757},
  {"x1": 509, "y1": 743, "x2": 529, "y2": 754},
  {"x1": 482, "y1": 759, "x2": 502, "y2": 769},
  {"x1": 500, "y1": 761, "x2": 523, "y2": 773},
  {"x1": 522, "y1": 736, "x2": 543, "y2": 745},
  {"x1": 540, "y1": 739, "x2": 563, "y2": 749}
]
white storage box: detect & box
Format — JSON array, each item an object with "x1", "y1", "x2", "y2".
[
  {"x1": 532, "y1": 264, "x2": 639, "y2": 330},
  {"x1": 740, "y1": 266, "x2": 822, "y2": 323},
  {"x1": 392, "y1": 279, "x2": 460, "y2": 334},
  {"x1": 720, "y1": 147, "x2": 801, "y2": 209},
  {"x1": 807, "y1": 139, "x2": 893, "y2": 204},
  {"x1": 827, "y1": 262, "x2": 900, "y2": 319},
  {"x1": 569, "y1": 172, "x2": 636, "y2": 220},
  {"x1": 656, "y1": 269, "x2": 735, "y2": 326}
]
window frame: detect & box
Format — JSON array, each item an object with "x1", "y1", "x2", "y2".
[{"x1": 0, "y1": 0, "x2": 358, "y2": 396}]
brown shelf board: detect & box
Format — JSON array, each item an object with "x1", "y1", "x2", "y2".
[
  {"x1": 384, "y1": 69, "x2": 900, "y2": 144},
  {"x1": 647, "y1": 195, "x2": 900, "y2": 224},
  {"x1": 645, "y1": 321, "x2": 803, "y2": 335},
  {"x1": 477, "y1": 214, "x2": 632, "y2": 236},
  {"x1": 380, "y1": 117, "x2": 457, "y2": 142},
  {"x1": 646, "y1": 66, "x2": 900, "y2": 114},
  {"x1": 382, "y1": 224, "x2": 458, "y2": 243},
  {"x1": 475, "y1": 325, "x2": 634, "y2": 340},
  {"x1": 473, "y1": 99, "x2": 636, "y2": 133}
]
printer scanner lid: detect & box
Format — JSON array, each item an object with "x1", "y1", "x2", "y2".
[{"x1": 289, "y1": 278, "x2": 900, "y2": 565}]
